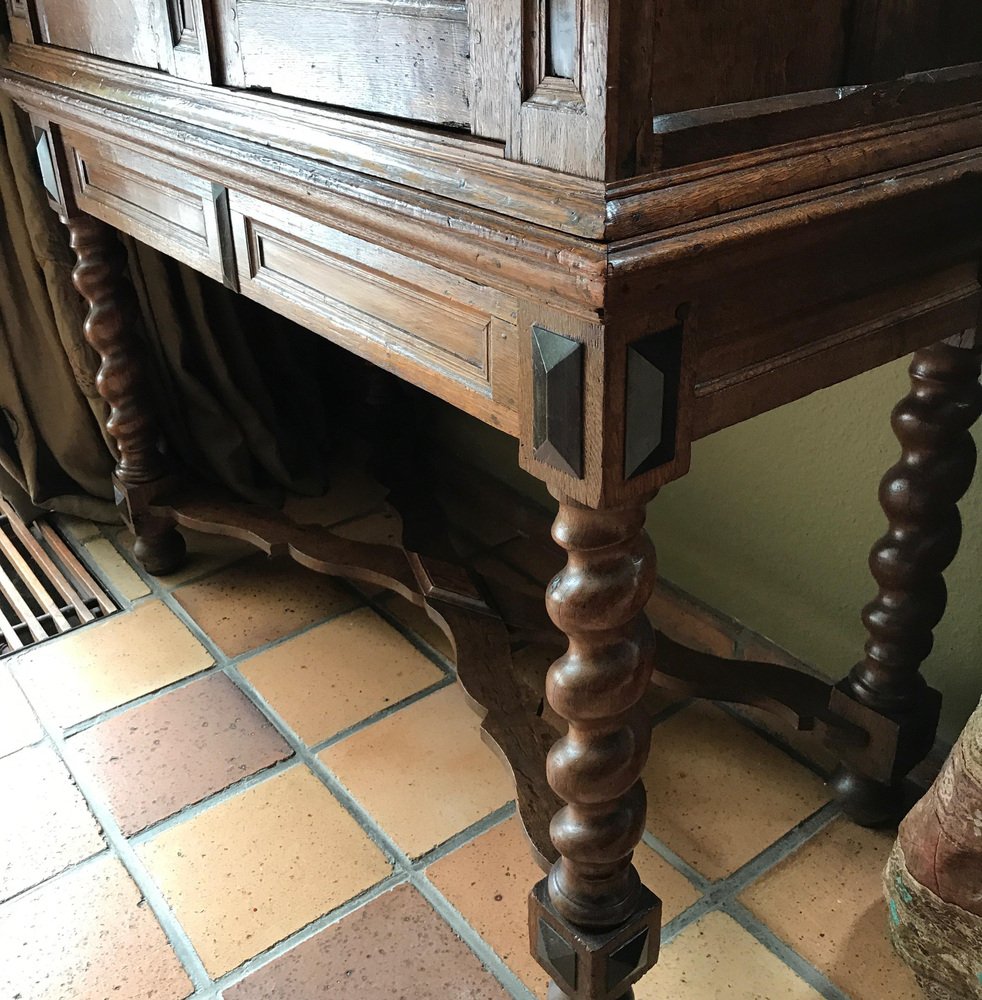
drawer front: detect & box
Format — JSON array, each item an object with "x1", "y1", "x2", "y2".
[
  {"x1": 228, "y1": 192, "x2": 519, "y2": 433},
  {"x1": 64, "y1": 130, "x2": 227, "y2": 284}
]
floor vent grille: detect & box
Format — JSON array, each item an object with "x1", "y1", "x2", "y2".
[{"x1": 0, "y1": 497, "x2": 117, "y2": 656}]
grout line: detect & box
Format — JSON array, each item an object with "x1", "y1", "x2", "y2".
[
  {"x1": 306, "y1": 677, "x2": 455, "y2": 756},
  {"x1": 656, "y1": 800, "x2": 841, "y2": 950},
  {"x1": 24, "y1": 703, "x2": 214, "y2": 992},
  {"x1": 641, "y1": 831, "x2": 713, "y2": 894},
  {"x1": 220, "y1": 663, "x2": 532, "y2": 999},
  {"x1": 722, "y1": 900, "x2": 853, "y2": 1000},
  {"x1": 363, "y1": 591, "x2": 457, "y2": 675},
  {"x1": 707, "y1": 801, "x2": 841, "y2": 900},
  {"x1": 62, "y1": 662, "x2": 226, "y2": 738},
  {"x1": 127, "y1": 755, "x2": 300, "y2": 845},
  {"x1": 205, "y1": 869, "x2": 411, "y2": 998},
  {"x1": 59, "y1": 512, "x2": 863, "y2": 1000},
  {"x1": 411, "y1": 802, "x2": 516, "y2": 871},
  {"x1": 412, "y1": 873, "x2": 538, "y2": 1000},
  {"x1": 648, "y1": 695, "x2": 694, "y2": 729}
]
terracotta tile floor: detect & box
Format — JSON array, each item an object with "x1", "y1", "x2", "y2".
[{"x1": 0, "y1": 484, "x2": 921, "y2": 1000}]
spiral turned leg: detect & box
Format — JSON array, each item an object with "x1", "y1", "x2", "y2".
[
  {"x1": 529, "y1": 491, "x2": 662, "y2": 1000},
  {"x1": 64, "y1": 213, "x2": 185, "y2": 576},
  {"x1": 832, "y1": 333, "x2": 982, "y2": 825}
]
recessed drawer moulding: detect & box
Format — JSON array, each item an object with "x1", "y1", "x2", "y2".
[
  {"x1": 227, "y1": 191, "x2": 520, "y2": 433},
  {"x1": 63, "y1": 129, "x2": 227, "y2": 283}
]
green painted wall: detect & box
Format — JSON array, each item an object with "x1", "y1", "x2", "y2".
[{"x1": 438, "y1": 356, "x2": 982, "y2": 745}]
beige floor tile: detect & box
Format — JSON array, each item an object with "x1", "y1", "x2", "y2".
[
  {"x1": 226, "y1": 882, "x2": 510, "y2": 999},
  {"x1": 56, "y1": 515, "x2": 103, "y2": 544},
  {"x1": 0, "y1": 856, "x2": 192, "y2": 1000},
  {"x1": 638, "y1": 911, "x2": 824, "y2": 999},
  {"x1": 67, "y1": 673, "x2": 292, "y2": 836},
  {"x1": 240, "y1": 607, "x2": 445, "y2": 745},
  {"x1": 139, "y1": 765, "x2": 391, "y2": 977},
  {"x1": 0, "y1": 665, "x2": 43, "y2": 759},
  {"x1": 173, "y1": 555, "x2": 359, "y2": 658},
  {"x1": 0, "y1": 744, "x2": 104, "y2": 901},
  {"x1": 11, "y1": 601, "x2": 213, "y2": 727},
  {"x1": 83, "y1": 537, "x2": 152, "y2": 600},
  {"x1": 428, "y1": 815, "x2": 701, "y2": 995},
  {"x1": 643, "y1": 704, "x2": 828, "y2": 880},
  {"x1": 741, "y1": 818, "x2": 922, "y2": 1000},
  {"x1": 321, "y1": 685, "x2": 513, "y2": 857}
]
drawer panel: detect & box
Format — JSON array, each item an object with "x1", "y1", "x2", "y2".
[
  {"x1": 228, "y1": 192, "x2": 519, "y2": 433},
  {"x1": 64, "y1": 130, "x2": 226, "y2": 284}
]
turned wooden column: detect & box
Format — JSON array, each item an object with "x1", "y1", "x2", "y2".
[
  {"x1": 529, "y1": 491, "x2": 662, "y2": 1000},
  {"x1": 63, "y1": 212, "x2": 186, "y2": 575},
  {"x1": 832, "y1": 332, "x2": 982, "y2": 824}
]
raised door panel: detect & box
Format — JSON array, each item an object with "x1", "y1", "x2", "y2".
[
  {"x1": 219, "y1": 0, "x2": 472, "y2": 127},
  {"x1": 28, "y1": 0, "x2": 213, "y2": 82}
]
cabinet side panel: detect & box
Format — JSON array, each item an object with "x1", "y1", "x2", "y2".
[{"x1": 649, "y1": 0, "x2": 849, "y2": 114}]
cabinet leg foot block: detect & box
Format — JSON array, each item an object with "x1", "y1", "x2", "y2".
[{"x1": 530, "y1": 879, "x2": 661, "y2": 1000}]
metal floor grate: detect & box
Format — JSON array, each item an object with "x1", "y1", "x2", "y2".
[{"x1": 0, "y1": 497, "x2": 117, "y2": 656}]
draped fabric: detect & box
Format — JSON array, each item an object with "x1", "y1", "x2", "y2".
[{"x1": 0, "y1": 31, "x2": 337, "y2": 522}]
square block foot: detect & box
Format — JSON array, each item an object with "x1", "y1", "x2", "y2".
[{"x1": 529, "y1": 878, "x2": 662, "y2": 1000}]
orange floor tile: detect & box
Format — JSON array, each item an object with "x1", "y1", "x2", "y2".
[{"x1": 0, "y1": 487, "x2": 922, "y2": 1000}]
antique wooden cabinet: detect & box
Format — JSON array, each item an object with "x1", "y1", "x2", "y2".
[{"x1": 3, "y1": 2, "x2": 982, "y2": 997}]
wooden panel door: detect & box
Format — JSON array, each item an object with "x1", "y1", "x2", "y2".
[
  {"x1": 27, "y1": 0, "x2": 214, "y2": 82},
  {"x1": 215, "y1": 0, "x2": 472, "y2": 128}
]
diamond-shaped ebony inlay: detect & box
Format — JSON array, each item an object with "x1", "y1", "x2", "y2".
[
  {"x1": 624, "y1": 324, "x2": 684, "y2": 479},
  {"x1": 538, "y1": 917, "x2": 579, "y2": 992},
  {"x1": 532, "y1": 325, "x2": 584, "y2": 478},
  {"x1": 606, "y1": 928, "x2": 651, "y2": 994}
]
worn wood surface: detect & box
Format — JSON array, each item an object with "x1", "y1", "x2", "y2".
[
  {"x1": 831, "y1": 335, "x2": 982, "y2": 824},
  {"x1": 543, "y1": 493, "x2": 658, "y2": 928},
  {"x1": 228, "y1": 0, "x2": 472, "y2": 127},
  {"x1": 5, "y1": 8, "x2": 982, "y2": 996},
  {"x1": 60, "y1": 210, "x2": 186, "y2": 575}
]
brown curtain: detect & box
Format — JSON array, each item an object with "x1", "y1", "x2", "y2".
[{"x1": 0, "y1": 45, "x2": 338, "y2": 522}]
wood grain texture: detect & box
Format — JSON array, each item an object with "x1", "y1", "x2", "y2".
[
  {"x1": 846, "y1": 0, "x2": 982, "y2": 83},
  {"x1": 62, "y1": 211, "x2": 186, "y2": 574},
  {"x1": 229, "y1": 0, "x2": 472, "y2": 127},
  {"x1": 35, "y1": 0, "x2": 169, "y2": 71},
  {"x1": 848, "y1": 338, "x2": 982, "y2": 713},
  {"x1": 829, "y1": 334, "x2": 982, "y2": 823},
  {"x1": 544, "y1": 493, "x2": 657, "y2": 929},
  {"x1": 31, "y1": 0, "x2": 213, "y2": 82},
  {"x1": 63, "y1": 127, "x2": 227, "y2": 284},
  {"x1": 648, "y1": 0, "x2": 848, "y2": 115},
  {"x1": 228, "y1": 190, "x2": 520, "y2": 432}
]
